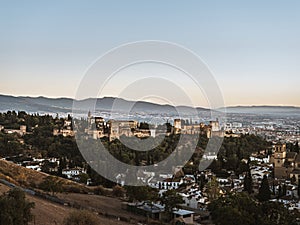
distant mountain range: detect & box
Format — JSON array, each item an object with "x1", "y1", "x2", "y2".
[
  {"x1": 0, "y1": 94, "x2": 209, "y2": 116},
  {"x1": 0, "y1": 94, "x2": 299, "y2": 117}
]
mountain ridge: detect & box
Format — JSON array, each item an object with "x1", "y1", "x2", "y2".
[{"x1": 0, "y1": 94, "x2": 299, "y2": 116}]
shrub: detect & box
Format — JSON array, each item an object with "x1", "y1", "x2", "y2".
[{"x1": 63, "y1": 210, "x2": 99, "y2": 225}]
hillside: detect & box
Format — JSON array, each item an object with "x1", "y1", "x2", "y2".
[
  {"x1": 0, "y1": 159, "x2": 150, "y2": 225},
  {"x1": 0, "y1": 183, "x2": 132, "y2": 225},
  {"x1": 0, "y1": 159, "x2": 87, "y2": 191}
]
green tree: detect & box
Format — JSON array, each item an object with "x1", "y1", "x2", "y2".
[
  {"x1": 78, "y1": 173, "x2": 89, "y2": 184},
  {"x1": 257, "y1": 175, "x2": 271, "y2": 202},
  {"x1": 209, "y1": 192, "x2": 300, "y2": 225},
  {"x1": 58, "y1": 157, "x2": 67, "y2": 176},
  {"x1": 125, "y1": 186, "x2": 158, "y2": 202},
  {"x1": 206, "y1": 177, "x2": 221, "y2": 201},
  {"x1": 161, "y1": 190, "x2": 184, "y2": 216},
  {"x1": 278, "y1": 185, "x2": 282, "y2": 198},
  {"x1": 243, "y1": 166, "x2": 253, "y2": 194},
  {"x1": 39, "y1": 176, "x2": 63, "y2": 195},
  {"x1": 291, "y1": 174, "x2": 296, "y2": 184},
  {"x1": 0, "y1": 188, "x2": 35, "y2": 225},
  {"x1": 209, "y1": 193, "x2": 258, "y2": 225},
  {"x1": 282, "y1": 184, "x2": 287, "y2": 196}
]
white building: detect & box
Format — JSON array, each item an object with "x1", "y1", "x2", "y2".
[{"x1": 62, "y1": 168, "x2": 86, "y2": 179}]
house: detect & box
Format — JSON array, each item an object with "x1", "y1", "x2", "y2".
[
  {"x1": 179, "y1": 185, "x2": 208, "y2": 209},
  {"x1": 173, "y1": 209, "x2": 194, "y2": 224},
  {"x1": 26, "y1": 165, "x2": 41, "y2": 171},
  {"x1": 153, "y1": 178, "x2": 183, "y2": 190},
  {"x1": 290, "y1": 154, "x2": 300, "y2": 183},
  {"x1": 126, "y1": 202, "x2": 195, "y2": 224},
  {"x1": 286, "y1": 184, "x2": 298, "y2": 198},
  {"x1": 202, "y1": 153, "x2": 218, "y2": 161},
  {"x1": 62, "y1": 167, "x2": 86, "y2": 179},
  {"x1": 126, "y1": 202, "x2": 165, "y2": 220}
]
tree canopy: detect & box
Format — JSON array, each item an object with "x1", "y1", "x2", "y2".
[
  {"x1": 257, "y1": 175, "x2": 271, "y2": 202},
  {"x1": 209, "y1": 193, "x2": 300, "y2": 225},
  {"x1": 0, "y1": 188, "x2": 35, "y2": 225},
  {"x1": 161, "y1": 189, "x2": 184, "y2": 213}
]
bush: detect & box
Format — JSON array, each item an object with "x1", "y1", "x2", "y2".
[
  {"x1": 112, "y1": 185, "x2": 125, "y2": 197},
  {"x1": 38, "y1": 176, "x2": 63, "y2": 195},
  {"x1": 93, "y1": 185, "x2": 109, "y2": 196},
  {"x1": 63, "y1": 210, "x2": 99, "y2": 225}
]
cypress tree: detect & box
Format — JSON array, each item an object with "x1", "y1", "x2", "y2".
[
  {"x1": 282, "y1": 184, "x2": 287, "y2": 196},
  {"x1": 243, "y1": 172, "x2": 253, "y2": 194},
  {"x1": 243, "y1": 160, "x2": 253, "y2": 194},
  {"x1": 257, "y1": 175, "x2": 271, "y2": 202},
  {"x1": 298, "y1": 179, "x2": 300, "y2": 198}
]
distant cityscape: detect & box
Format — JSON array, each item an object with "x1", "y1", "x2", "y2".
[{"x1": 0, "y1": 107, "x2": 300, "y2": 224}]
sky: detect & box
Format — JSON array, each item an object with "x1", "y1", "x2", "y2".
[{"x1": 0, "y1": 0, "x2": 300, "y2": 107}]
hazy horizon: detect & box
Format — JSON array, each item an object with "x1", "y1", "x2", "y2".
[{"x1": 1, "y1": 92, "x2": 300, "y2": 108}]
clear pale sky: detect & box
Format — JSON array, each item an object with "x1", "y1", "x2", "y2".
[{"x1": 0, "y1": 0, "x2": 300, "y2": 107}]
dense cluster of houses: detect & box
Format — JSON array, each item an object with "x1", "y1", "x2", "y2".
[
  {"x1": 122, "y1": 142, "x2": 300, "y2": 224},
  {"x1": 2, "y1": 114, "x2": 300, "y2": 224}
]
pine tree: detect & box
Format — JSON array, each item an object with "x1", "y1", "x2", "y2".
[{"x1": 257, "y1": 175, "x2": 271, "y2": 202}]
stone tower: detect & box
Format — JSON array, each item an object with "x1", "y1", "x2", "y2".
[{"x1": 273, "y1": 143, "x2": 287, "y2": 168}]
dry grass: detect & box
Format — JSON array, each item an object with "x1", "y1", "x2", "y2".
[
  {"x1": 57, "y1": 192, "x2": 146, "y2": 222},
  {"x1": 0, "y1": 183, "x2": 132, "y2": 225},
  {"x1": 0, "y1": 160, "x2": 148, "y2": 225},
  {"x1": 0, "y1": 159, "x2": 89, "y2": 193},
  {"x1": 0, "y1": 159, "x2": 49, "y2": 186}
]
